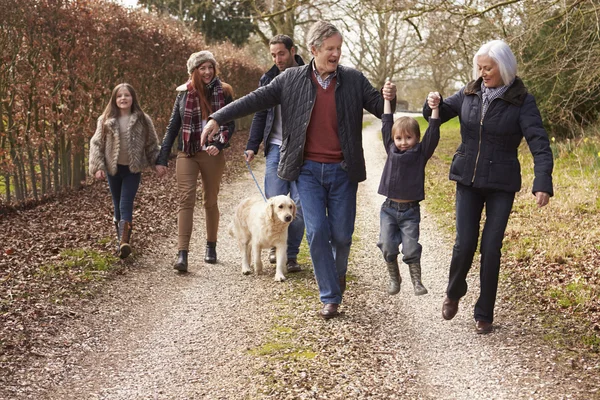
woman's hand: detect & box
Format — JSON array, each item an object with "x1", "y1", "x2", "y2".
[
  {"x1": 383, "y1": 81, "x2": 397, "y2": 101},
  {"x1": 206, "y1": 146, "x2": 220, "y2": 156},
  {"x1": 94, "y1": 170, "x2": 105, "y2": 180},
  {"x1": 534, "y1": 192, "x2": 550, "y2": 207},
  {"x1": 201, "y1": 119, "x2": 220, "y2": 147},
  {"x1": 427, "y1": 92, "x2": 441, "y2": 109},
  {"x1": 155, "y1": 165, "x2": 167, "y2": 178}
]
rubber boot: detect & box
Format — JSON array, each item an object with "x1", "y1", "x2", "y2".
[
  {"x1": 386, "y1": 259, "x2": 401, "y2": 295},
  {"x1": 118, "y1": 220, "x2": 132, "y2": 259},
  {"x1": 174, "y1": 250, "x2": 188, "y2": 272},
  {"x1": 408, "y1": 262, "x2": 428, "y2": 296},
  {"x1": 204, "y1": 241, "x2": 217, "y2": 264}
]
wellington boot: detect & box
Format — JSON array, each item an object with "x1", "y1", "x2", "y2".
[
  {"x1": 408, "y1": 262, "x2": 428, "y2": 296},
  {"x1": 386, "y1": 259, "x2": 401, "y2": 295}
]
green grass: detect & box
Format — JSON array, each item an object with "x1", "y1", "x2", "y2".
[{"x1": 37, "y1": 248, "x2": 118, "y2": 282}]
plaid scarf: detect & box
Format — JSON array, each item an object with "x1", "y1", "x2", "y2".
[
  {"x1": 481, "y1": 80, "x2": 512, "y2": 119},
  {"x1": 182, "y1": 77, "x2": 229, "y2": 156}
]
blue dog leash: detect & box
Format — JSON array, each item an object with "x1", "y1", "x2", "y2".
[{"x1": 243, "y1": 151, "x2": 267, "y2": 202}]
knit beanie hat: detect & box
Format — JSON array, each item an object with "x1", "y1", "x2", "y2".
[{"x1": 187, "y1": 51, "x2": 217, "y2": 75}]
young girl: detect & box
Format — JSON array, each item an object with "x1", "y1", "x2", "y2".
[
  {"x1": 378, "y1": 83, "x2": 440, "y2": 296},
  {"x1": 89, "y1": 83, "x2": 160, "y2": 259},
  {"x1": 155, "y1": 51, "x2": 235, "y2": 272}
]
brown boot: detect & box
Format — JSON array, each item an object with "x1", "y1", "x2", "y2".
[
  {"x1": 118, "y1": 220, "x2": 132, "y2": 259},
  {"x1": 386, "y1": 259, "x2": 401, "y2": 295}
]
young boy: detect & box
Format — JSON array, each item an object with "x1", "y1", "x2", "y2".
[{"x1": 378, "y1": 88, "x2": 440, "y2": 296}]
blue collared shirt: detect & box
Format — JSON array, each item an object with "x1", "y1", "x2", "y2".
[{"x1": 312, "y1": 61, "x2": 337, "y2": 89}]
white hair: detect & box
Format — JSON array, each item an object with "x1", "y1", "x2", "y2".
[
  {"x1": 472, "y1": 40, "x2": 517, "y2": 86},
  {"x1": 306, "y1": 20, "x2": 342, "y2": 51}
]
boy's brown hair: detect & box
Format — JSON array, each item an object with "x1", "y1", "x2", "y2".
[{"x1": 392, "y1": 117, "x2": 421, "y2": 140}]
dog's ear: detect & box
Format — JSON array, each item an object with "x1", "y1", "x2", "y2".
[{"x1": 267, "y1": 198, "x2": 275, "y2": 220}]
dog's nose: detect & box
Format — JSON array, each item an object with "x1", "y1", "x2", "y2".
[{"x1": 285, "y1": 215, "x2": 292, "y2": 222}]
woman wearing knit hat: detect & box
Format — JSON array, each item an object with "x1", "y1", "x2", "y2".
[{"x1": 155, "y1": 50, "x2": 235, "y2": 272}]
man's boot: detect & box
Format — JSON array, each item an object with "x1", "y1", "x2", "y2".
[
  {"x1": 174, "y1": 250, "x2": 188, "y2": 272},
  {"x1": 118, "y1": 220, "x2": 132, "y2": 259},
  {"x1": 408, "y1": 263, "x2": 428, "y2": 296},
  {"x1": 386, "y1": 259, "x2": 401, "y2": 295},
  {"x1": 205, "y1": 241, "x2": 217, "y2": 264}
]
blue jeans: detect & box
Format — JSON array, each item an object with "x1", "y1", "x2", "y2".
[
  {"x1": 265, "y1": 144, "x2": 304, "y2": 259},
  {"x1": 106, "y1": 164, "x2": 141, "y2": 223},
  {"x1": 447, "y1": 183, "x2": 515, "y2": 323},
  {"x1": 378, "y1": 199, "x2": 422, "y2": 264},
  {"x1": 297, "y1": 160, "x2": 358, "y2": 305}
]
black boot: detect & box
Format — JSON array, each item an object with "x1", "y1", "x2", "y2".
[
  {"x1": 174, "y1": 250, "x2": 188, "y2": 272},
  {"x1": 118, "y1": 220, "x2": 132, "y2": 259},
  {"x1": 204, "y1": 241, "x2": 217, "y2": 264},
  {"x1": 408, "y1": 263, "x2": 428, "y2": 295},
  {"x1": 386, "y1": 259, "x2": 401, "y2": 295}
]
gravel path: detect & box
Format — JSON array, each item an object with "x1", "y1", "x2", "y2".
[{"x1": 15, "y1": 115, "x2": 595, "y2": 399}]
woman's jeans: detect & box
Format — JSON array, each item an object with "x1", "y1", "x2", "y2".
[
  {"x1": 265, "y1": 143, "x2": 305, "y2": 260},
  {"x1": 175, "y1": 151, "x2": 225, "y2": 251},
  {"x1": 106, "y1": 164, "x2": 141, "y2": 223},
  {"x1": 447, "y1": 183, "x2": 515, "y2": 323},
  {"x1": 297, "y1": 160, "x2": 357, "y2": 305},
  {"x1": 378, "y1": 200, "x2": 422, "y2": 264}
]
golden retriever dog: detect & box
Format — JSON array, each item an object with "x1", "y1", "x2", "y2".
[{"x1": 230, "y1": 195, "x2": 297, "y2": 281}]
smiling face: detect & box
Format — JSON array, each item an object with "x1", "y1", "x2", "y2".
[
  {"x1": 115, "y1": 87, "x2": 133, "y2": 112},
  {"x1": 477, "y1": 55, "x2": 503, "y2": 88},
  {"x1": 197, "y1": 61, "x2": 215, "y2": 85},
  {"x1": 312, "y1": 33, "x2": 343, "y2": 78},
  {"x1": 393, "y1": 129, "x2": 419, "y2": 152},
  {"x1": 270, "y1": 43, "x2": 296, "y2": 72}
]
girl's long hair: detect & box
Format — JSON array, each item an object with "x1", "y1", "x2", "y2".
[
  {"x1": 99, "y1": 83, "x2": 147, "y2": 134},
  {"x1": 190, "y1": 66, "x2": 233, "y2": 118}
]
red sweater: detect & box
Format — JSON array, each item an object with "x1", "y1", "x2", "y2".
[{"x1": 304, "y1": 75, "x2": 343, "y2": 163}]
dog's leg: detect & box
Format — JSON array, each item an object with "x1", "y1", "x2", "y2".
[
  {"x1": 241, "y1": 242, "x2": 252, "y2": 275},
  {"x1": 274, "y1": 244, "x2": 287, "y2": 282},
  {"x1": 252, "y1": 243, "x2": 263, "y2": 275}
]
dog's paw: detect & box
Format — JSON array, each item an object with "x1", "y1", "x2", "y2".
[
  {"x1": 242, "y1": 266, "x2": 252, "y2": 275},
  {"x1": 274, "y1": 273, "x2": 286, "y2": 282}
]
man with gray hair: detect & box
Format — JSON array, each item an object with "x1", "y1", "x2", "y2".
[
  {"x1": 202, "y1": 20, "x2": 397, "y2": 319},
  {"x1": 245, "y1": 34, "x2": 305, "y2": 274}
]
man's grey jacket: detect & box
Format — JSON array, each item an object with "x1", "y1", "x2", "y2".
[
  {"x1": 246, "y1": 54, "x2": 305, "y2": 157},
  {"x1": 211, "y1": 62, "x2": 393, "y2": 183}
]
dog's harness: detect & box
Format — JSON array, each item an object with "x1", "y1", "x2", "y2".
[{"x1": 244, "y1": 151, "x2": 267, "y2": 202}]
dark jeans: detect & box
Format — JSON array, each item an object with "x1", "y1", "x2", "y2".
[
  {"x1": 378, "y1": 199, "x2": 422, "y2": 264},
  {"x1": 447, "y1": 183, "x2": 515, "y2": 323},
  {"x1": 106, "y1": 164, "x2": 141, "y2": 223}
]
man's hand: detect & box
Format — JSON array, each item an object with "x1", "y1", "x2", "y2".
[
  {"x1": 94, "y1": 170, "x2": 105, "y2": 180},
  {"x1": 155, "y1": 165, "x2": 167, "y2": 178},
  {"x1": 535, "y1": 191, "x2": 550, "y2": 208},
  {"x1": 244, "y1": 150, "x2": 255, "y2": 162},
  {"x1": 201, "y1": 119, "x2": 220, "y2": 147},
  {"x1": 383, "y1": 81, "x2": 397, "y2": 101},
  {"x1": 206, "y1": 146, "x2": 220, "y2": 156},
  {"x1": 427, "y1": 92, "x2": 441, "y2": 109}
]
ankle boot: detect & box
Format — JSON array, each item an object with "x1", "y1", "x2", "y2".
[
  {"x1": 174, "y1": 250, "x2": 188, "y2": 272},
  {"x1": 408, "y1": 262, "x2": 428, "y2": 295},
  {"x1": 204, "y1": 241, "x2": 217, "y2": 264},
  {"x1": 118, "y1": 220, "x2": 132, "y2": 259},
  {"x1": 114, "y1": 219, "x2": 120, "y2": 255},
  {"x1": 386, "y1": 259, "x2": 401, "y2": 295}
]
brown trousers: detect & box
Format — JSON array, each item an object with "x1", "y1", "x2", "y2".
[{"x1": 175, "y1": 151, "x2": 225, "y2": 250}]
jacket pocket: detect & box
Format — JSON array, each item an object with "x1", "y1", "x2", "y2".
[
  {"x1": 449, "y1": 151, "x2": 466, "y2": 180},
  {"x1": 488, "y1": 159, "x2": 520, "y2": 185}
]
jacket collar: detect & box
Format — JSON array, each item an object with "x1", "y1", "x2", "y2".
[
  {"x1": 464, "y1": 76, "x2": 528, "y2": 106},
  {"x1": 306, "y1": 59, "x2": 344, "y2": 83},
  {"x1": 265, "y1": 54, "x2": 306, "y2": 80}
]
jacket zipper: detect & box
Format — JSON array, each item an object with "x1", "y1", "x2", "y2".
[{"x1": 472, "y1": 92, "x2": 486, "y2": 183}]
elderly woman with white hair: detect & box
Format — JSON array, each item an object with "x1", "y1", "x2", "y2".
[
  {"x1": 156, "y1": 51, "x2": 235, "y2": 272},
  {"x1": 423, "y1": 40, "x2": 554, "y2": 334}
]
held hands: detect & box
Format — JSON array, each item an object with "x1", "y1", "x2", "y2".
[
  {"x1": 94, "y1": 170, "x2": 105, "y2": 180},
  {"x1": 534, "y1": 192, "x2": 550, "y2": 208},
  {"x1": 383, "y1": 81, "x2": 396, "y2": 101},
  {"x1": 206, "y1": 145, "x2": 220, "y2": 156},
  {"x1": 427, "y1": 92, "x2": 441, "y2": 109},
  {"x1": 155, "y1": 165, "x2": 167, "y2": 178},
  {"x1": 201, "y1": 119, "x2": 220, "y2": 148}
]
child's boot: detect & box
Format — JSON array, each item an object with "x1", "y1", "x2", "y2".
[
  {"x1": 386, "y1": 259, "x2": 401, "y2": 295},
  {"x1": 118, "y1": 220, "x2": 132, "y2": 259},
  {"x1": 113, "y1": 218, "x2": 120, "y2": 255},
  {"x1": 408, "y1": 262, "x2": 428, "y2": 295}
]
